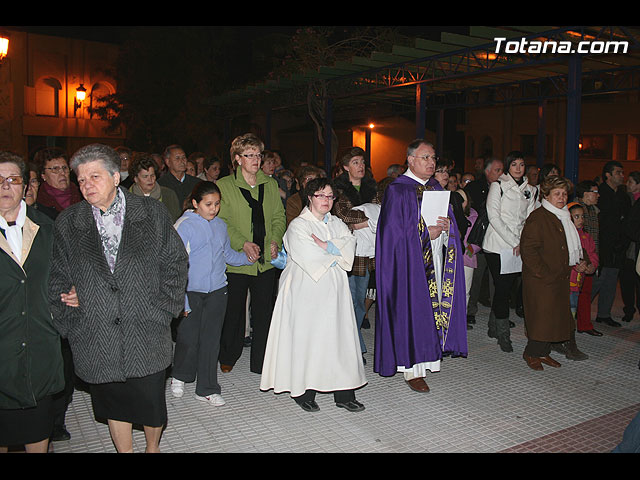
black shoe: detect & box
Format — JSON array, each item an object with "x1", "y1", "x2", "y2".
[
  {"x1": 509, "y1": 320, "x2": 515, "y2": 328},
  {"x1": 516, "y1": 306, "x2": 525, "y2": 318},
  {"x1": 336, "y1": 400, "x2": 365, "y2": 412},
  {"x1": 297, "y1": 400, "x2": 320, "y2": 412},
  {"x1": 362, "y1": 316, "x2": 371, "y2": 329},
  {"x1": 622, "y1": 314, "x2": 633, "y2": 322},
  {"x1": 51, "y1": 425, "x2": 71, "y2": 442},
  {"x1": 243, "y1": 336, "x2": 252, "y2": 347},
  {"x1": 497, "y1": 336, "x2": 513, "y2": 353},
  {"x1": 467, "y1": 315, "x2": 476, "y2": 325},
  {"x1": 467, "y1": 323, "x2": 473, "y2": 330},
  {"x1": 595, "y1": 317, "x2": 621, "y2": 327},
  {"x1": 362, "y1": 355, "x2": 367, "y2": 365},
  {"x1": 578, "y1": 328, "x2": 603, "y2": 337}
]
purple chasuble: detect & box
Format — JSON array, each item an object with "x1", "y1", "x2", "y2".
[{"x1": 374, "y1": 175, "x2": 468, "y2": 377}]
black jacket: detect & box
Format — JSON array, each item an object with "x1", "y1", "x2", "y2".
[
  {"x1": 598, "y1": 182, "x2": 632, "y2": 268},
  {"x1": 464, "y1": 174, "x2": 490, "y2": 215},
  {"x1": 1, "y1": 207, "x2": 64, "y2": 409}
]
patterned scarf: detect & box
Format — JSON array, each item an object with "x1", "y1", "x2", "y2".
[{"x1": 91, "y1": 188, "x2": 126, "y2": 273}]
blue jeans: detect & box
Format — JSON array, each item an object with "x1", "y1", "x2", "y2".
[
  {"x1": 570, "y1": 291, "x2": 579, "y2": 317},
  {"x1": 348, "y1": 271, "x2": 370, "y2": 354},
  {"x1": 612, "y1": 411, "x2": 640, "y2": 453}
]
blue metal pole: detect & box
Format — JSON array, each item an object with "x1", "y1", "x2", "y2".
[
  {"x1": 324, "y1": 97, "x2": 333, "y2": 177},
  {"x1": 265, "y1": 109, "x2": 272, "y2": 150},
  {"x1": 565, "y1": 54, "x2": 582, "y2": 184},
  {"x1": 537, "y1": 99, "x2": 546, "y2": 167},
  {"x1": 416, "y1": 84, "x2": 426, "y2": 139}
]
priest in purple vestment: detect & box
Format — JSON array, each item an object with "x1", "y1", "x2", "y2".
[{"x1": 374, "y1": 139, "x2": 468, "y2": 393}]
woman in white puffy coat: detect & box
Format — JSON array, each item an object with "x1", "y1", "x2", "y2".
[{"x1": 482, "y1": 151, "x2": 538, "y2": 352}]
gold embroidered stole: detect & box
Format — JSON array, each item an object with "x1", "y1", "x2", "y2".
[{"x1": 416, "y1": 185, "x2": 458, "y2": 350}]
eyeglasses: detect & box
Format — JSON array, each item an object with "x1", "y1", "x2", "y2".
[
  {"x1": 411, "y1": 154, "x2": 439, "y2": 162},
  {"x1": 313, "y1": 194, "x2": 337, "y2": 201},
  {"x1": 435, "y1": 168, "x2": 449, "y2": 174},
  {"x1": 587, "y1": 190, "x2": 599, "y2": 194},
  {"x1": 0, "y1": 175, "x2": 24, "y2": 186},
  {"x1": 44, "y1": 165, "x2": 70, "y2": 174},
  {"x1": 241, "y1": 153, "x2": 263, "y2": 160}
]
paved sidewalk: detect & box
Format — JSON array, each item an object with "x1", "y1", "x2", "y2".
[{"x1": 50, "y1": 300, "x2": 640, "y2": 453}]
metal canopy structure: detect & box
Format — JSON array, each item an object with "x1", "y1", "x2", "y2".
[{"x1": 207, "y1": 26, "x2": 640, "y2": 181}]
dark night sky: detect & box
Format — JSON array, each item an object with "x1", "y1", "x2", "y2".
[{"x1": 5, "y1": 25, "x2": 470, "y2": 45}]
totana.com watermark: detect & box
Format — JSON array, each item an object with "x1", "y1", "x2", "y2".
[{"x1": 494, "y1": 37, "x2": 629, "y2": 55}]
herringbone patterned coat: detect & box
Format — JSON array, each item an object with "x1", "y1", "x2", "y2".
[{"x1": 49, "y1": 189, "x2": 188, "y2": 384}]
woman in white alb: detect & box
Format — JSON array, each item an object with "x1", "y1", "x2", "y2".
[{"x1": 260, "y1": 177, "x2": 367, "y2": 413}]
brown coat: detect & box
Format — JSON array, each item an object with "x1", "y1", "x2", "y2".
[{"x1": 520, "y1": 207, "x2": 574, "y2": 343}]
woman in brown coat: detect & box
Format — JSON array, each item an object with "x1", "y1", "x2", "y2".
[{"x1": 520, "y1": 176, "x2": 588, "y2": 370}]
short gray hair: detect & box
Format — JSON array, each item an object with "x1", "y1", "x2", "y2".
[
  {"x1": 70, "y1": 144, "x2": 120, "y2": 176},
  {"x1": 0, "y1": 151, "x2": 28, "y2": 185},
  {"x1": 407, "y1": 139, "x2": 434, "y2": 158}
]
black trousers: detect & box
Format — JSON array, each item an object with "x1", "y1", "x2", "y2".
[
  {"x1": 485, "y1": 252, "x2": 520, "y2": 319},
  {"x1": 173, "y1": 287, "x2": 228, "y2": 396},
  {"x1": 52, "y1": 338, "x2": 75, "y2": 429},
  {"x1": 219, "y1": 269, "x2": 277, "y2": 374},
  {"x1": 620, "y1": 257, "x2": 640, "y2": 318},
  {"x1": 293, "y1": 389, "x2": 356, "y2": 404}
]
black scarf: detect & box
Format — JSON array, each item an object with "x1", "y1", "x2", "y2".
[{"x1": 239, "y1": 182, "x2": 266, "y2": 264}]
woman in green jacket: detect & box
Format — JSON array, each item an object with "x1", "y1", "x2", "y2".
[
  {"x1": 0, "y1": 151, "x2": 64, "y2": 453},
  {"x1": 217, "y1": 134, "x2": 286, "y2": 375}
]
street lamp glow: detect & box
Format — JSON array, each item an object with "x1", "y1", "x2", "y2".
[{"x1": 0, "y1": 36, "x2": 8, "y2": 63}]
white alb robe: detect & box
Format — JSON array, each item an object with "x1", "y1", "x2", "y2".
[{"x1": 260, "y1": 207, "x2": 367, "y2": 397}]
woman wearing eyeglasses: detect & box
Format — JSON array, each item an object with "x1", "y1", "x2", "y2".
[
  {"x1": 33, "y1": 147, "x2": 82, "y2": 218},
  {"x1": 216, "y1": 133, "x2": 286, "y2": 375},
  {"x1": 0, "y1": 151, "x2": 65, "y2": 453},
  {"x1": 261, "y1": 177, "x2": 367, "y2": 412}
]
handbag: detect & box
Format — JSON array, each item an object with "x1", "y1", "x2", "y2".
[
  {"x1": 466, "y1": 180, "x2": 504, "y2": 247},
  {"x1": 466, "y1": 208, "x2": 489, "y2": 247}
]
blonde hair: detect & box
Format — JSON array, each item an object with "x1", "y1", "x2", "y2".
[
  {"x1": 540, "y1": 175, "x2": 571, "y2": 199},
  {"x1": 229, "y1": 133, "x2": 264, "y2": 167}
]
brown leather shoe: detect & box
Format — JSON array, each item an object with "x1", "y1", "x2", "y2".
[
  {"x1": 523, "y1": 354, "x2": 543, "y2": 371},
  {"x1": 405, "y1": 377, "x2": 430, "y2": 393},
  {"x1": 540, "y1": 355, "x2": 561, "y2": 368},
  {"x1": 220, "y1": 364, "x2": 233, "y2": 373}
]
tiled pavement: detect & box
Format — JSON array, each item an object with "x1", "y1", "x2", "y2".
[{"x1": 49, "y1": 295, "x2": 640, "y2": 453}]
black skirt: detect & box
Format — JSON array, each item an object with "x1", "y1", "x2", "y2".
[
  {"x1": 0, "y1": 395, "x2": 55, "y2": 446},
  {"x1": 89, "y1": 369, "x2": 167, "y2": 427}
]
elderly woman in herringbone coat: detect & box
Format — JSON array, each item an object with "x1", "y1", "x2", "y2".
[{"x1": 48, "y1": 144, "x2": 188, "y2": 453}]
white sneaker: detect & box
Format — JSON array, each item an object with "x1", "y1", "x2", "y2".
[
  {"x1": 170, "y1": 378, "x2": 185, "y2": 398},
  {"x1": 194, "y1": 393, "x2": 226, "y2": 406}
]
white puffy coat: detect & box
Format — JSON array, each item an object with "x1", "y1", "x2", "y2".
[{"x1": 482, "y1": 173, "x2": 538, "y2": 254}]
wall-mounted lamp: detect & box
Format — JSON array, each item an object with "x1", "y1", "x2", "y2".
[
  {"x1": 0, "y1": 35, "x2": 9, "y2": 65},
  {"x1": 74, "y1": 84, "x2": 87, "y2": 116}
]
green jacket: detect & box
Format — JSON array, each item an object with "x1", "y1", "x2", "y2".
[
  {"x1": 217, "y1": 168, "x2": 286, "y2": 275},
  {"x1": 0, "y1": 206, "x2": 64, "y2": 409}
]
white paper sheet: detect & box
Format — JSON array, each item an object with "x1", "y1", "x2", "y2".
[
  {"x1": 420, "y1": 190, "x2": 450, "y2": 227},
  {"x1": 500, "y1": 249, "x2": 522, "y2": 274}
]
